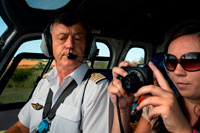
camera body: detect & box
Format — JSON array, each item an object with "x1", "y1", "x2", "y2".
[{"x1": 118, "y1": 64, "x2": 153, "y2": 93}]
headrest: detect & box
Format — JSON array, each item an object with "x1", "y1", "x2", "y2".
[
  {"x1": 152, "y1": 52, "x2": 177, "y2": 93},
  {"x1": 87, "y1": 37, "x2": 99, "y2": 60}
]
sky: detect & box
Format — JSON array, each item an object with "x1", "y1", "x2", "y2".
[
  {"x1": 0, "y1": 16, "x2": 144, "y2": 61},
  {"x1": 0, "y1": 16, "x2": 7, "y2": 36}
]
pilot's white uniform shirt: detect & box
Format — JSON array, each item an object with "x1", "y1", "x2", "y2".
[{"x1": 18, "y1": 63, "x2": 113, "y2": 133}]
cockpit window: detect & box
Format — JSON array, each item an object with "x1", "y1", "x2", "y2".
[
  {"x1": 14, "y1": 40, "x2": 42, "y2": 57},
  {"x1": 93, "y1": 42, "x2": 110, "y2": 69},
  {"x1": 0, "y1": 16, "x2": 8, "y2": 36},
  {"x1": 124, "y1": 47, "x2": 145, "y2": 66},
  {"x1": 96, "y1": 42, "x2": 110, "y2": 57},
  {"x1": 25, "y1": 0, "x2": 70, "y2": 10}
]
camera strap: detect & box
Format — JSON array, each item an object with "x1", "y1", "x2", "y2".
[{"x1": 116, "y1": 96, "x2": 125, "y2": 133}]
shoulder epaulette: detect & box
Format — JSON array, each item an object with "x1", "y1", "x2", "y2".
[
  {"x1": 90, "y1": 73, "x2": 106, "y2": 84},
  {"x1": 42, "y1": 73, "x2": 48, "y2": 79}
]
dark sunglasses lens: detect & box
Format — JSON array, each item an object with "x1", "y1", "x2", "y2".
[
  {"x1": 165, "y1": 59, "x2": 177, "y2": 71},
  {"x1": 181, "y1": 59, "x2": 200, "y2": 71},
  {"x1": 181, "y1": 53, "x2": 200, "y2": 71},
  {"x1": 165, "y1": 55, "x2": 177, "y2": 71}
]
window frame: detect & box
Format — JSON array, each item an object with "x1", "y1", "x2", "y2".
[{"x1": 0, "y1": 53, "x2": 50, "y2": 107}]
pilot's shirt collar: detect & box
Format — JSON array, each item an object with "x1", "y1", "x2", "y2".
[{"x1": 46, "y1": 63, "x2": 89, "y2": 102}]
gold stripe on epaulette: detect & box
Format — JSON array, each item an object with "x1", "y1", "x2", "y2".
[
  {"x1": 42, "y1": 73, "x2": 48, "y2": 79},
  {"x1": 90, "y1": 73, "x2": 106, "y2": 84}
]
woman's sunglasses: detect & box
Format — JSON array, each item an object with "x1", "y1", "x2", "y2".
[{"x1": 164, "y1": 52, "x2": 200, "y2": 72}]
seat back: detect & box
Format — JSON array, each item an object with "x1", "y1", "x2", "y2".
[{"x1": 152, "y1": 52, "x2": 177, "y2": 93}]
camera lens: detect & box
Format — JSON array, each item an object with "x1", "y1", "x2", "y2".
[
  {"x1": 118, "y1": 66, "x2": 153, "y2": 93},
  {"x1": 121, "y1": 70, "x2": 144, "y2": 93}
]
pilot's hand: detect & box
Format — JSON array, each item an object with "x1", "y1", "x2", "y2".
[
  {"x1": 108, "y1": 61, "x2": 134, "y2": 111},
  {"x1": 134, "y1": 61, "x2": 192, "y2": 133}
]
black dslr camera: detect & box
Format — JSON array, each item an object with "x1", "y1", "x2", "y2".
[{"x1": 118, "y1": 64, "x2": 153, "y2": 93}]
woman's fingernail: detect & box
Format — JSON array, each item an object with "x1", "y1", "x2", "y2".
[{"x1": 123, "y1": 72, "x2": 128, "y2": 76}]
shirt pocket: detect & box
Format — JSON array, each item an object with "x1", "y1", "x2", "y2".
[
  {"x1": 56, "y1": 103, "x2": 81, "y2": 122},
  {"x1": 29, "y1": 100, "x2": 45, "y2": 132}
]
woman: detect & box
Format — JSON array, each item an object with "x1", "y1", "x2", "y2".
[{"x1": 108, "y1": 20, "x2": 200, "y2": 132}]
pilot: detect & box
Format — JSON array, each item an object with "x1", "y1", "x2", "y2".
[{"x1": 6, "y1": 12, "x2": 113, "y2": 133}]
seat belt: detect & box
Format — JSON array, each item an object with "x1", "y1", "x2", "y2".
[
  {"x1": 43, "y1": 79, "x2": 78, "y2": 120},
  {"x1": 33, "y1": 79, "x2": 78, "y2": 133},
  {"x1": 34, "y1": 70, "x2": 93, "y2": 133}
]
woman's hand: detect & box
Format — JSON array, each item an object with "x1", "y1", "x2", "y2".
[
  {"x1": 108, "y1": 61, "x2": 134, "y2": 111},
  {"x1": 134, "y1": 61, "x2": 192, "y2": 133}
]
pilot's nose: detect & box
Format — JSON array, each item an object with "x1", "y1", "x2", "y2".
[{"x1": 65, "y1": 36, "x2": 74, "y2": 49}]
